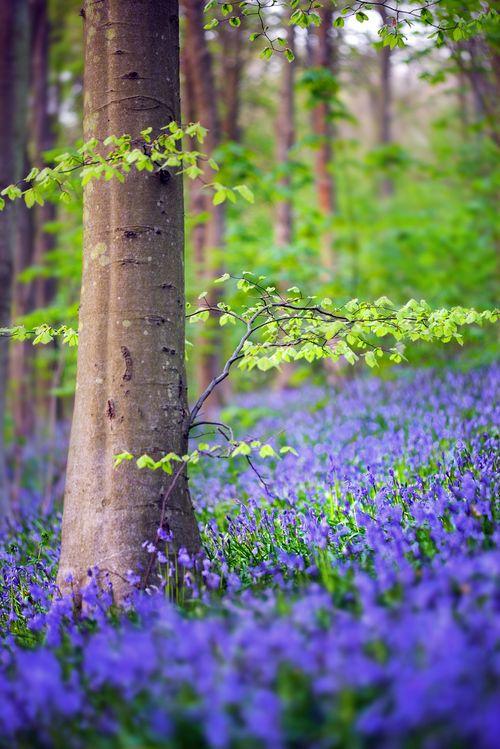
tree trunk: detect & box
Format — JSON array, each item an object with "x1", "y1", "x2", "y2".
[
  {"x1": 11, "y1": 0, "x2": 55, "y2": 461},
  {"x1": 378, "y1": 6, "x2": 393, "y2": 197},
  {"x1": 275, "y1": 19, "x2": 295, "y2": 248},
  {"x1": 0, "y1": 0, "x2": 30, "y2": 525},
  {"x1": 31, "y1": 0, "x2": 57, "y2": 312},
  {"x1": 220, "y1": 21, "x2": 244, "y2": 143},
  {"x1": 184, "y1": 0, "x2": 225, "y2": 412},
  {"x1": 182, "y1": 46, "x2": 206, "y2": 273},
  {"x1": 57, "y1": 0, "x2": 200, "y2": 599},
  {"x1": 10, "y1": 152, "x2": 35, "y2": 514},
  {"x1": 313, "y1": 5, "x2": 336, "y2": 274}
]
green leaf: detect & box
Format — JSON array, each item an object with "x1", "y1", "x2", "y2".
[
  {"x1": 214, "y1": 272, "x2": 231, "y2": 284},
  {"x1": 32, "y1": 327, "x2": 54, "y2": 345},
  {"x1": 232, "y1": 442, "x2": 251, "y2": 457},
  {"x1": 280, "y1": 446, "x2": 299, "y2": 456},
  {"x1": 114, "y1": 452, "x2": 134, "y2": 467},
  {"x1": 203, "y1": 18, "x2": 219, "y2": 30},
  {"x1": 259, "y1": 444, "x2": 277, "y2": 459},
  {"x1": 136, "y1": 454, "x2": 160, "y2": 470},
  {"x1": 24, "y1": 189, "x2": 35, "y2": 208},
  {"x1": 213, "y1": 190, "x2": 226, "y2": 205},
  {"x1": 234, "y1": 184, "x2": 254, "y2": 203}
]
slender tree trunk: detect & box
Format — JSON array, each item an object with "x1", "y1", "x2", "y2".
[
  {"x1": 220, "y1": 21, "x2": 244, "y2": 142},
  {"x1": 57, "y1": 0, "x2": 200, "y2": 599},
  {"x1": 31, "y1": 0, "x2": 57, "y2": 312},
  {"x1": 31, "y1": 0, "x2": 60, "y2": 431},
  {"x1": 313, "y1": 5, "x2": 337, "y2": 274},
  {"x1": 378, "y1": 7, "x2": 393, "y2": 196},
  {"x1": 182, "y1": 47, "x2": 206, "y2": 273},
  {"x1": 275, "y1": 20, "x2": 295, "y2": 248},
  {"x1": 10, "y1": 152, "x2": 35, "y2": 513},
  {"x1": 184, "y1": 0, "x2": 225, "y2": 411},
  {"x1": 11, "y1": 0, "x2": 54, "y2": 458},
  {"x1": 0, "y1": 0, "x2": 30, "y2": 524}
]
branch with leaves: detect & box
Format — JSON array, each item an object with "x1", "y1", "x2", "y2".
[
  {"x1": 0, "y1": 122, "x2": 254, "y2": 212},
  {"x1": 202, "y1": 0, "x2": 498, "y2": 57},
  {"x1": 188, "y1": 272, "x2": 498, "y2": 421}
]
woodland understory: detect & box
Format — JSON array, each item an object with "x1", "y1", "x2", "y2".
[{"x1": 0, "y1": 1, "x2": 499, "y2": 748}]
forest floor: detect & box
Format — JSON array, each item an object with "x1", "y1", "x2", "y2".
[{"x1": 0, "y1": 365, "x2": 499, "y2": 749}]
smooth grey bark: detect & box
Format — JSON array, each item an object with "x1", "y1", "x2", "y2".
[
  {"x1": 57, "y1": 0, "x2": 200, "y2": 599},
  {"x1": 0, "y1": 0, "x2": 30, "y2": 525}
]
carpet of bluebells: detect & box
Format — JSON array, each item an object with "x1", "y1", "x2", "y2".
[{"x1": 1, "y1": 366, "x2": 499, "y2": 749}]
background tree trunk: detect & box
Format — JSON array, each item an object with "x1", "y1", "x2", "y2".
[
  {"x1": 182, "y1": 46, "x2": 206, "y2": 274},
  {"x1": 9, "y1": 152, "x2": 35, "y2": 513},
  {"x1": 184, "y1": 0, "x2": 225, "y2": 413},
  {"x1": 378, "y1": 6, "x2": 393, "y2": 197},
  {"x1": 220, "y1": 21, "x2": 244, "y2": 143},
  {"x1": 57, "y1": 0, "x2": 200, "y2": 598},
  {"x1": 313, "y1": 4, "x2": 337, "y2": 275},
  {"x1": 0, "y1": 0, "x2": 30, "y2": 524},
  {"x1": 275, "y1": 20, "x2": 295, "y2": 248},
  {"x1": 31, "y1": 0, "x2": 57, "y2": 312},
  {"x1": 11, "y1": 0, "x2": 54, "y2": 453}
]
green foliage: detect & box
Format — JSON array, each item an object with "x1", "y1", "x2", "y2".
[
  {"x1": 188, "y1": 274, "x2": 498, "y2": 373},
  {"x1": 0, "y1": 122, "x2": 254, "y2": 213},
  {"x1": 0, "y1": 323, "x2": 78, "y2": 347},
  {"x1": 202, "y1": 1, "x2": 499, "y2": 59}
]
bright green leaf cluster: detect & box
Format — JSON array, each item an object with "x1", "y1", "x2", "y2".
[
  {"x1": 0, "y1": 323, "x2": 79, "y2": 347},
  {"x1": 188, "y1": 274, "x2": 498, "y2": 373},
  {"x1": 0, "y1": 122, "x2": 254, "y2": 213}
]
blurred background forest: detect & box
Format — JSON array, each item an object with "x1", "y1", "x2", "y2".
[{"x1": 2, "y1": 0, "x2": 499, "y2": 510}]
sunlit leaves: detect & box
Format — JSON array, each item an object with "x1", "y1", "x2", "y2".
[
  {"x1": 114, "y1": 436, "x2": 296, "y2": 475},
  {"x1": 0, "y1": 122, "x2": 253, "y2": 213},
  {"x1": 0, "y1": 324, "x2": 79, "y2": 346},
  {"x1": 233, "y1": 184, "x2": 254, "y2": 203},
  {"x1": 187, "y1": 273, "x2": 498, "y2": 374}
]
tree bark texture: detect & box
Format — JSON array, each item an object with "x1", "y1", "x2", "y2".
[
  {"x1": 313, "y1": 4, "x2": 336, "y2": 273},
  {"x1": 275, "y1": 20, "x2": 295, "y2": 248},
  {"x1": 0, "y1": 0, "x2": 30, "y2": 524},
  {"x1": 57, "y1": 0, "x2": 200, "y2": 599}
]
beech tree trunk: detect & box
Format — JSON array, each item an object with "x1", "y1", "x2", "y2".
[
  {"x1": 313, "y1": 4, "x2": 336, "y2": 274},
  {"x1": 0, "y1": 0, "x2": 29, "y2": 524},
  {"x1": 275, "y1": 20, "x2": 295, "y2": 248},
  {"x1": 57, "y1": 0, "x2": 200, "y2": 598},
  {"x1": 184, "y1": 0, "x2": 225, "y2": 410}
]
